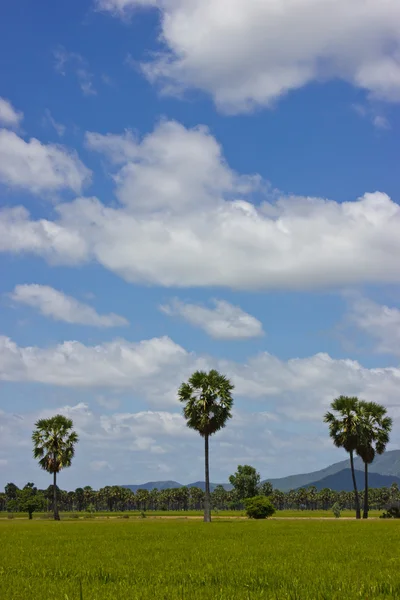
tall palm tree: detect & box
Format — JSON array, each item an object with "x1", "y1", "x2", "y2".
[
  {"x1": 357, "y1": 401, "x2": 392, "y2": 519},
  {"x1": 32, "y1": 414, "x2": 78, "y2": 520},
  {"x1": 178, "y1": 369, "x2": 234, "y2": 522},
  {"x1": 324, "y1": 396, "x2": 362, "y2": 519}
]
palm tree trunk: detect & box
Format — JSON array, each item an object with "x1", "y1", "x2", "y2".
[
  {"x1": 53, "y1": 463, "x2": 60, "y2": 521},
  {"x1": 204, "y1": 434, "x2": 211, "y2": 523},
  {"x1": 349, "y1": 450, "x2": 361, "y2": 519},
  {"x1": 363, "y1": 462, "x2": 369, "y2": 519}
]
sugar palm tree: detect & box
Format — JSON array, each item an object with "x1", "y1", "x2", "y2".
[
  {"x1": 178, "y1": 369, "x2": 234, "y2": 522},
  {"x1": 32, "y1": 415, "x2": 78, "y2": 520},
  {"x1": 324, "y1": 396, "x2": 362, "y2": 519},
  {"x1": 357, "y1": 401, "x2": 392, "y2": 519}
]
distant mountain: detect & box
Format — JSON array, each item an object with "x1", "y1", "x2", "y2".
[
  {"x1": 264, "y1": 450, "x2": 400, "y2": 492},
  {"x1": 121, "y1": 481, "x2": 232, "y2": 492},
  {"x1": 122, "y1": 481, "x2": 182, "y2": 492},
  {"x1": 120, "y1": 450, "x2": 400, "y2": 494},
  {"x1": 187, "y1": 481, "x2": 233, "y2": 492},
  {"x1": 300, "y1": 469, "x2": 400, "y2": 492}
]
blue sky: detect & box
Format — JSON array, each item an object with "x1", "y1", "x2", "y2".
[{"x1": 1, "y1": 0, "x2": 400, "y2": 490}]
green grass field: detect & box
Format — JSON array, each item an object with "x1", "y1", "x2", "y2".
[{"x1": 1, "y1": 519, "x2": 400, "y2": 599}]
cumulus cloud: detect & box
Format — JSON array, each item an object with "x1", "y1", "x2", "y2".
[
  {"x1": 2, "y1": 121, "x2": 400, "y2": 290},
  {"x1": 0, "y1": 130, "x2": 91, "y2": 195},
  {"x1": 0, "y1": 206, "x2": 88, "y2": 264},
  {"x1": 161, "y1": 298, "x2": 264, "y2": 339},
  {"x1": 0, "y1": 335, "x2": 190, "y2": 402},
  {"x1": 85, "y1": 121, "x2": 258, "y2": 211},
  {"x1": 96, "y1": 0, "x2": 400, "y2": 113},
  {"x1": 0, "y1": 97, "x2": 23, "y2": 127},
  {"x1": 10, "y1": 284, "x2": 128, "y2": 328},
  {"x1": 347, "y1": 296, "x2": 400, "y2": 357},
  {"x1": 1, "y1": 334, "x2": 400, "y2": 421}
]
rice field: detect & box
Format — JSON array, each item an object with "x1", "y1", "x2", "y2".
[{"x1": 1, "y1": 519, "x2": 400, "y2": 599}]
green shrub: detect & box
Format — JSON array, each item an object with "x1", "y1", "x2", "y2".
[
  {"x1": 244, "y1": 496, "x2": 275, "y2": 519},
  {"x1": 332, "y1": 503, "x2": 341, "y2": 519},
  {"x1": 380, "y1": 504, "x2": 400, "y2": 519}
]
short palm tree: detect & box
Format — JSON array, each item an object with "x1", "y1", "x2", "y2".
[
  {"x1": 178, "y1": 369, "x2": 234, "y2": 522},
  {"x1": 357, "y1": 401, "x2": 392, "y2": 519},
  {"x1": 32, "y1": 415, "x2": 78, "y2": 520},
  {"x1": 324, "y1": 396, "x2": 362, "y2": 519}
]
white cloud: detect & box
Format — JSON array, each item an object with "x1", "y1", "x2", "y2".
[
  {"x1": 10, "y1": 284, "x2": 128, "y2": 328},
  {"x1": 43, "y1": 109, "x2": 66, "y2": 137},
  {"x1": 0, "y1": 335, "x2": 191, "y2": 402},
  {"x1": 85, "y1": 121, "x2": 258, "y2": 211},
  {"x1": 161, "y1": 298, "x2": 264, "y2": 339},
  {"x1": 54, "y1": 47, "x2": 97, "y2": 96},
  {"x1": 347, "y1": 296, "x2": 400, "y2": 357},
  {"x1": 95, "y1": 0, "x2": 400, "y2": 113},
  {"x1": 0, "y1": 97, "x2": 23, "y2": 128},
  {"x1": 85, "y1": 129, "x2": 138, "y2": 164},
  {"x1": 0, "y1": 129, "x2": 91, "y2": 195},
  {"x1": 0, "y1": 206, "x2": 88, "y2": 263},
  {"x1": 2, "y1": 121, "x2": 400, "y2": 291},
  {"x1": 1, "y1": 334, "x2": 400, "y2": 423}
]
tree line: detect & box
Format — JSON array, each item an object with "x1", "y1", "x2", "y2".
[
  {"x1": 4, "y1": 370, "x2": 393, "y2": 521},
  {"x1": 2, "y1": 477, "x2": 400, "y2": 518}
]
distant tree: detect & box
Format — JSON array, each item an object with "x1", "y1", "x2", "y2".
[
  {"x1": 244, "y1": 496, "x2": 275, "y2": 519},
  {"x1": 32, "y1": 415, "x2": 79, "y2": 520},
  {"x1": 75, "y1": 487, "x2": 85, "y2": 511},
  {"x1": 5, "y1": 482, "x2": 19, "y2": 501},
  {"x1": 18, "y1": 484, "x2": 45, "y2": 519},
  {"x1": 260, "y1": 481, "x2": 273, "y2": 497},
  {"x1": 229, "y1": 465, "x2": 261, "y2": 502},
  {"x1": 178, "y1": 370, "x2": 234, "y2": 522},
  {"x1": 189, "y1": 486, "x2": 204, "y2": 510},
  {"x1": 357, "y1": 401, "x2": 392, "y2": 519},
  {"x1": 212, "y1": 485, "x2": 228, "y2": 510},
  {"x1": 324, "y1": 396, "x2": 362, "y2": 519},
  {"x1": 271, "y1": 489, "x2": 285, "y2": 510}
]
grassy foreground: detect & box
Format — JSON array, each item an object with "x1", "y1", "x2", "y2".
[{"x1": 1, "y1": 520, "x2": 399, "y2": 600}]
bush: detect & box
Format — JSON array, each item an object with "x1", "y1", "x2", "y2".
[
  {"x1": 332, "y1": 502, "x2": 341, "y2": 519},
  {"x1": 244, "y1": 496, "x2": 275, "y2": 519},
  {"x1": 380, "y1": 504, "x2": 400, "y2": 519}
]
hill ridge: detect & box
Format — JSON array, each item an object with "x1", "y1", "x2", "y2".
[{"x1": 120, "y1": 449, "x2": 400, "y2": 493}]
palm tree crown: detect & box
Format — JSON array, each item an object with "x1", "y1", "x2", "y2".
[
  {"x1": 324, "y1": 396, "x2": 360, "y2": 453},
  {"x1": 357, "y1": 401, "x2": 392, "y2": 460},
  {"x1": 178, "y1": 369, "x2": 234, "y2": 437},
  {"x1": 32, "y1": 414, "x2": 78, "y2": 473}
]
